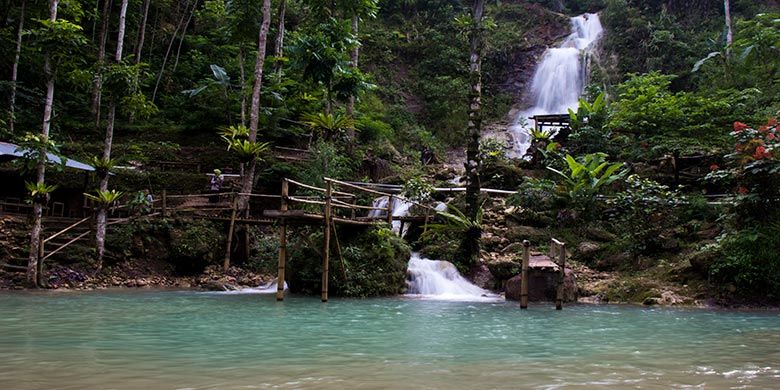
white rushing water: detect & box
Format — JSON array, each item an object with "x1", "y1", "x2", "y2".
[
  {"x1": 509, "y1": 13, "x2": 603, "y2": 157},
  {"x1": 214, "y1": 281, "x2": 288, "y2": 295},
  {"x1": 405, "y1": 253, "x2": 500, "y2": 302},
  {"x1": 368, "y1": 196, "x2": 414, "y2": 236}
]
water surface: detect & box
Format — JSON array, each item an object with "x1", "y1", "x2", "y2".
[{"x1": 1, "y1": 290, "x2": 778, "y2": 389}]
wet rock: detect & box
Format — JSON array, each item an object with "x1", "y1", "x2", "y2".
[{"x1": 643, "y1": 297, "x2": 660, "y2": 305}]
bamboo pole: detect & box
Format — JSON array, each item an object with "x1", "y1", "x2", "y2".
[
  {"x1": 521, "y1": 240, "x2": 530, "y2": 309},
  {"x1": 386, "y1": 195, "x2": 394, "y2": 225},
  {"x1": 276, "y1": 180, "x2": 288, "y2": 301},
  {"x1": 161, "y1": 189, "x2": 167, "y2": 217},
  {"x1": 43, "y1": 217, "x2": 90, "y2": 244},
  {"x1": 556, "y1": 242, "x2": 566, "y2": 310},
  {"x1": 321, "y1": 181, "x2": 332, "y2": 302},
  {"x1": 223, "y1": 194, "x2": 238, "y2": 272},
  {"x1": 332, "y1": 219, "x2": 347, "y2": 283}
]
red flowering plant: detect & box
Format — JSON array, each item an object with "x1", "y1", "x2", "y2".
[{"x1": 708, "y1": 118, "x2": 780, "y2": 223}]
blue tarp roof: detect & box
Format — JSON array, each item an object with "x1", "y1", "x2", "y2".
[{"x1": 0, "y1": 141, "x2": 95, "y2": 171}]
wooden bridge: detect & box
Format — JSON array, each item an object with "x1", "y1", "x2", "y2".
[{"x1": 3, "y1": 176, "x2": 569, "y2": 308}]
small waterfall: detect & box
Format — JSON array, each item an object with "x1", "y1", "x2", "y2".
[
  {"x1": 510, "y1": 13, "x2": 603, "y2": 157},
  {"x1": 406, "y1": 253, "x2": 499, "y2": 301},
  {"x1": 368, "y1": 196, "x2": 414, "y2": 236}
]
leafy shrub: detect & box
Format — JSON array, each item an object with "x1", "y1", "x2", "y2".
[
  {"x1": 607, "y1": 175, "x2": 679, "y2": 258},
  {"x1": 711, "y1": 224, "x2": 780, "y2": 300},
  {"x1": 287, "y1": 226, "x2": 410, "y2": 297}
]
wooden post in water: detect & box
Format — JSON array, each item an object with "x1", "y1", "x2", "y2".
[
  {"x1": 520, "y1": 240, "x2": 530, "y2": 309},
  {"x1": 276, "y1": 179, "x2": 288, "y2": 301},
  {"x1": 556, "y1": 241, "x2": 566, "y2": 310},
  {"x1": 386, "y1": 195, "x2": 394, "y2": 225},
  {"x1": 322, "y1": 180, "x2": 332, "y2": 302},
  {"x1": 223, "y1": 194, "x2": 238, "y2": 272}
]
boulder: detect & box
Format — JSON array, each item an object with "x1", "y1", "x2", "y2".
[
  {"x1": 585, "y1": 227, "x2": 617, "y2": 242},
  {"x1": 575, "y1": 241, "x2": 602, "y2": 261},
  {"x1": 505, "y1": 225, "x2": 549, "y2": 243}
]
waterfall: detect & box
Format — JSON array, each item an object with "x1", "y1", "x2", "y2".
[
  {"x1": 510, "y1": 13, "x2": 604, "y2": 157},
  {"x1": 368, "y1": 196, "x2": 414, "y2": 236},
  {"x1": 406, "y1": 253, "x2": 499, "y2": 301},
  {"x1": 368, "y1": 198, "x2": 496, "y2": 301}
]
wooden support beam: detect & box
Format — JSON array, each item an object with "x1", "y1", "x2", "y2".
[
  {"x1": 386, "y1": 195, "x2": 394, "y2": 225},
  {"x1": 521, "y1": 240, "x2": 530, "y2": 309},
  {"x1": 223, "y1": 195, "x2": 238, "y2": 272},
  {"x1": 161, "y1": 189, "x2": 167, "y2": 217},
  {"x1": 321, "y1": 181, "x2": 332, "y2": 302},
  {"x1": 276, "y1": 179, "x2": 288, "y2": 301},
  {"x1": 556, "y1": 240, "x2": 566, "y2": 310}
]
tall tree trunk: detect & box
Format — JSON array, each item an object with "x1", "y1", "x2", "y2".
[
  {"x1": 28, "y1": 0, "x2": 60, "y2": 288},
  {"x1": 95, "y1": 0, "x2": 128, "y2": 271},
  {"x1": 152, "y1": 0, "x2": 190, "y2": 102},
  {"x1": 238, "y1": 0, "x2": 272, "y2": 216},
  {"x1": 346, "y1": 15, "x2": 359, "y2": 139},
  {"x1": 91, "y1": 0, "x2": 112, "y2": 127},
  {"x1": 464, "y1": 0, "x2": 485, "y2": 263},
  {"x1": 273, "y1": 0, "x2": 286, "y2": 75},
  {"x1": 724, "y1": 0, "x2": 733, "y2": 58},
  {"x1": 238, "y1": 46, "x2": 247, "y2": 126},
  {"x1": 135, "y1": 0, "x2": 151, "y2": 63},
  {"x1": 8, "y1": 0, "x2": 25, "y2": 134},
  {"x1": 171, "y1": 1, "x2": 197, "y2": 74}
]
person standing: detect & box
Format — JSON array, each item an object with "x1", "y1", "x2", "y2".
[{"x1": 209, "y1": 169, "x2": 224, "y2": 203}]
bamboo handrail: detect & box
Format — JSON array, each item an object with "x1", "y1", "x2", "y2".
[
  {"x1": 286, "y1": 178, "x2": 354, "y2": 197},
  {"x1": 43, "y1": 217, "x2": 90, "y2": 244},
  {"x1": 287, "y1": 196, "x2": 326, "y2": 206},
  {"x1": 42, "y1": 230, "x2": 91, "y2": 261},
  {"x1": 330, "y1": 198, "x2": 385, "y2": 211},
  {"x1": 325, "y1": 177, "x2": 439, "y2": 213}
]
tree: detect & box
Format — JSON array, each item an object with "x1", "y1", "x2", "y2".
[
  {"x1": 340, "y1": 0, "x2": 379, "y2": 120},
  {"x1": 8, "y1": 0, "x2": 26, "y2": 134},
  {"x1": 90, "y1": 0, "x2": 112, "y2": 127},
  {"x1": 463, "y1": 0, "x2": 486, "y2": 263},
  {"x1": 27, "y1": 0, "x2": 86, "y2": 286},
  {"x1": 724, "y1": 0, "x2": 733, "y2": 59},
  {"x1": 95, "y1": 0, "x2": 129, "y2": 270},
  {"x1": 237, "y1": 0, "x2": 272, "y2": 216}
]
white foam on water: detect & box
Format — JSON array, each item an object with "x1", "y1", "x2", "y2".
[{"x1": 405, "y1": 253, "x2": 501, "y2": 302}]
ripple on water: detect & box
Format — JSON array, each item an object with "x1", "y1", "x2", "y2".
[{"x1": 0, "y1": 291, "x2": 778, "y2": 389}]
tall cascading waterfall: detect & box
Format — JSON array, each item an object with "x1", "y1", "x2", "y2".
[{"x1": 509, "y1": 13, "x2": 604, "y2": 157}]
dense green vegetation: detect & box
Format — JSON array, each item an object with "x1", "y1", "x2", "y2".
[{"x1": 2, "y1": 0, "x2": 780, "y2": 302}]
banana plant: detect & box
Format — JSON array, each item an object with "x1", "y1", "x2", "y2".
[
  {"x1": 568, "y1": 92, "x2": 606, "y2": 130},
  {"x1": 547, "y1": 153, "x2": 627, "y2": 201}
]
